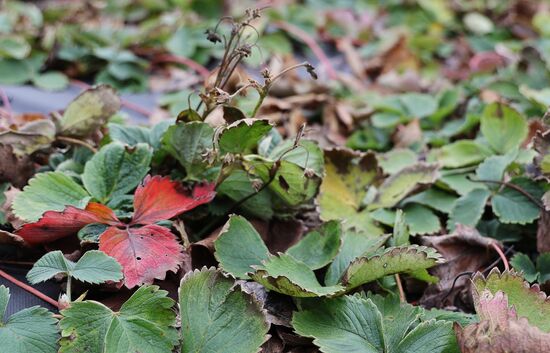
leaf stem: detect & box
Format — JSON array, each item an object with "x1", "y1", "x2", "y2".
[
  {"x1": 473, "y1": 178, "x2": 544, "y2": 209},
  {"x1": 490, "y1": 243, "x2": 510, "y2": 271},
  {"x1": 56, "y1": 136, "x2": 98, "y2": 153},
  {"x1": 394, "y1": 274, "x2": 406, "y2": 303},
  {"x1": 66, "y1": 275, "x2": 72, "y2": 302},
  {"x1": 0, "y1": 268, "x2": 59, "y2": 309}
]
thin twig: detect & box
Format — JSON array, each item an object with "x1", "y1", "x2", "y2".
[
  {"x1": 56, "y1": 136, "x2": 98, "y2": 153},
  {"x1": 394, "y1": 274, "x2": 406, "y2": 303},
  {"x1": 0, "y1": 268, "x2": 59, "y2": 309},
  {"x1": 273, "y1": 21, "x2": 337, "y2": 80}
]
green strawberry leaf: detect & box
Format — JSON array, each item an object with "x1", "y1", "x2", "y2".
[
  {"x1": 216, "y1": 169, "x2": 274, "y2": 219},
  {"x1": 325, "y1": 232, "x2": 390, "y2": 286},
  {"x1": 377, "y1": 149, "x2": 418, "y2": 175},
  {"x1": 403, "y1": 204, "x2": 441, "y2": 236},
  {"x1": 292, "y1": 294, "x2": 459, "y2": 353},
  {"x1": 492, "y1": 177, "x2": 543, "y2": 224},
  {"x1": 214, "y1": 215, "x2": 271, "y2": 279},
  {"x1": 475, "y1": 149, "x2": 518, "y2": 184},
  {"x1": 250, "y1": 253, "x2": 345, "y2": 297},
  {"x1": 447, "y1": 188, "x2": 490, "y2": 231},
  {"x1": 82, "y1": 142, "x2": 152, "y2": 203},
  {"x1": 0, "y1": 285, "x2": 58, "y2": 353},
  {"x1": 179, "y1": 268, "x2": 269, "y2": 353},
  {"x1": 12, "y1": 171, "x2": 90, "y2": 221},
  {"x1": 286, "y1": 220, "x2": 342, "y2": 270},
  {"x1": 217, "y1": 119, "x2": 272, "y2": 154},
  {"x1": 342, "y1": 245, "x2": 444, "y2": 291},
  {"x1": 109, "y1": 120, "x2": 172, "y2": 150},
  {"x1": 267, "y1": 139, "x2": 325, "y2": 176},
  {"x1": 430, "y1": 140, "x2": 492, "y2": 168},
  {"x1": 59, "y1": 285, "x2": 177, "y2": 353},
  {"x1": 480, "y1": 102, "x2": 528, "y2": 154},
  {"x1": 161, "y1": 121, "x2": 214, "y2": 179},
  {"x1": 27, "y1": 250, "x2": 122, "y2": 285},
  {"x1": 244, "y1": 156, "x2": 321, "y2": 208},
  {"x1": 368, "y1": 163, "x2": 439, "y2": 210},
  {"x1": 510, "y1": 253, "x2": 538, "y2": 282},
  {"x1": 402, "y1": 188, "x2": 458, "y2": 214}
]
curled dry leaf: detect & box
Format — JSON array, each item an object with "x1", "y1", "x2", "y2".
[{"x1": 420, "y1": 225, "x2": 500, "y2": 308}]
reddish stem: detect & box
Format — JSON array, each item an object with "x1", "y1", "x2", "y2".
[
  {"x1": 491, "y1": 242, "x2": 510, "y2": 271},
  {"x1": 70, "y1": 79, "x2": 153, "y2": 117},
  {"x1": 153, "y1": 54, "x2": 211, "y2": 79},
  {"x1": 273, "y1": 21, "x2": 338, "y2": 80},
  {"x1": 0, "y1": 268, "x2": 59, "y2": 309}
]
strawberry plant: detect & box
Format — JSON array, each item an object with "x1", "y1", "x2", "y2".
[{"x1": 3, "y1": 2, "x2": 550, "y2": 352}]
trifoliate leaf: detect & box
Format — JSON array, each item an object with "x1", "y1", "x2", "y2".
[
  {"x1": 0, "y1": 285, "x2": 58, "y2": 353},
  {"x1": 342, "y1": 245, "x2": 444, "y2": 291},
  {"x1": 492, "y1": 177, "x2": 543, "y2": 224},
  {"x1": 292, "y1": 295, "x2": 459, "y2": 353},
  {"x1": 218, "y1": 119, "x2": 272, "y2": 154},
  {"x1": 480, "y1": 102, "x2": 528, "y2": 154},
  {"x1": 431, "y1": 140, "x2": 492, "y2": 168},
  {"x1": 286, "y1": 220, "x2": 342, "y2": 270},
  {"x1": 214, "y1": 215, "x2": 270, "y2": 279},
  {"x1": 161, "y1": 121, "x2": 214, "y2": 179},
  {"x1": 59, "y1": 85, "x2": 121, "y2": 137},
  {"x1": 179, "y1": 268, "x2": 269, "y2": 353},
  {"x1": 250, "y1": 253, "x2": 345, "y2": 297},
  {"x1": 447, "y1": 188, "x2": 490, "y2": 231},
  {"x1": 12, "y1": 171, "x2": 90, "y2": 221},
  {"x1": 472, "y1": 269, "x2": 550, "y2": 332},
  {"x1": 325, "y1": 233, "x2": 390, "y2": 286},
  {"x1": 82, "y1": 142, "x2": 152, "y2": 203},
  {"x1": 27, "y1": 250, "x2": 122, "y2": 285},
  {"x1": 59, "y1": 285, "x2": 177, "y2": 353},
  {"x1": 368, "y1": 163, "x2": 439, "y2": 210},
  {"x1": 318, "y1": 148, "x2": 383, "y2": 234}
]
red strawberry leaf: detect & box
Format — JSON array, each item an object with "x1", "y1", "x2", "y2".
[
  {"x1": 98, "y1": 224, "x2": 184, "y2": 288},
  {"x1": 131, "y1": 175, "x2": 216, "y2": 225},
  {"x1": 16, "y1": 203, "x2": 122, "y2": 245}
]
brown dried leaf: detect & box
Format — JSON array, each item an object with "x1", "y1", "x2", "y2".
[
  {"x1": 0, "y1": 145, "x2": 35, "y2": 188},
  {"x1": 419, "y1": 225, "x2": 499, "y2": 308}
]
